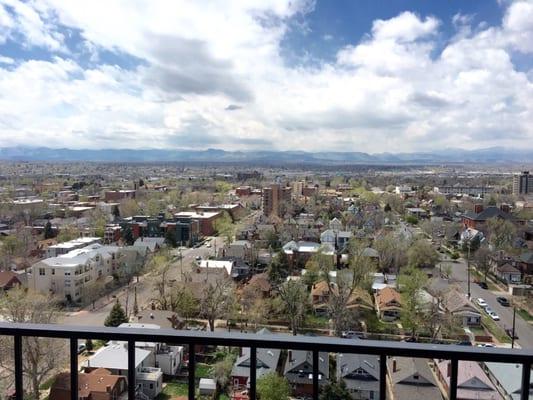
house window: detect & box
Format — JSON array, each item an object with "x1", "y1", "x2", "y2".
[
  {"x1": 413, "y1": 374, "x2": 419, "y2": 380},
  {"x1": 39, "y1": 268, "x2": 45, "y2": 276},
  {"x1": 51, "y1": 269, "x2": 55, "y2": 275},
  {"x1": 369, "y1": 391, "x2": 374, "y2": 399},
  {"x1": 149, "y1": 384, "x2": 153, "y2": 390}
]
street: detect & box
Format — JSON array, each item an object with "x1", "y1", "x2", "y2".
[
  {"x1": 59, "y1": 236, "x2": 225, "y2": 327},
  {"x1": 441, "y1": 256, "x2": 533, "y2": 349}
]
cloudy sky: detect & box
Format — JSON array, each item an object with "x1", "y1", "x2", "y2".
[{"x1": 0, "y1": 0, "x2": 532, "y2": 153}]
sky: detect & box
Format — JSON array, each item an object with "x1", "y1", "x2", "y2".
[{"x1": 0, "y1": 0, "x2": 532, "y2": 153}]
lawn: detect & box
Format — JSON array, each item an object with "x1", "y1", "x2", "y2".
[
  {"x1": 195, "y1": 363, "x2": 213, "y2": 379},
  {"x1": 482, "y1": 315, "x2": 511, "y2": 344},
  {"x1": 517, "y1": 308, "x2": 533, "y2": 322},
  {"x1": 305, "y1": 314, "x2": 329, "y2": 328},
  {"x1": 156, "y1": 382, "x2": 188, "y2": 400}
]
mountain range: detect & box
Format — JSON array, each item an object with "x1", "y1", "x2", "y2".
[{"x1": 0, "y1": 146, "x2": 531, "y2": 164}]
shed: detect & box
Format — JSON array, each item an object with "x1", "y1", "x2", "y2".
[{"x1": 199, "y1": 378, "x2": 216, "y2": 395}]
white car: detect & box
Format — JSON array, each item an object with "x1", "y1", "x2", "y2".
[
  {"x1": 484, "y1": 306, "x2": 494, "y2": 314},
  {"x1": 476, "y1": 298, "x2": 488, "y2": 308},
  {"x1": 477, "y1": 343, "x2": 495, "y2": 348},
  {"x1": 488, "y1": 311, "x2": 500, "y2": 321}
]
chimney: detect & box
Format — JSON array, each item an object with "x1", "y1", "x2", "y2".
[
  {"x1": 474, "y1": 204, "x2": 484, "y2": 214},
  {"x1": 288, "y1": 350, "x2": 293, "y2": 363},
  {"x1": 392, "y1": 358, "x2": 397, "y2": 373}
]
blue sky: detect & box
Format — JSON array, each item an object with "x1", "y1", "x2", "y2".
[{"x1": 0, "y1": 0, "x2": 532, "y2": 152}]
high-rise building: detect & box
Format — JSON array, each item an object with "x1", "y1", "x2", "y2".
[
  {"x1": 513, "y1": 171, "x2": 533, "y2": 196},
  {"x1": 262, "y1": 183, "x2": 291, "y2": 216}
]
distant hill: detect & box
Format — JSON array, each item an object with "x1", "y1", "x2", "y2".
[{"x1": 0, "y1": 146, "x2": 531, "y2": 164}]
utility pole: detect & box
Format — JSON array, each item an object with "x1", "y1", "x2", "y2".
[
  {"x1": 511, "y1": 306, "x2": 517, "y2": 349},
  {"x1": 467, "y1": 242, "x2": 471, "y2": 299}
]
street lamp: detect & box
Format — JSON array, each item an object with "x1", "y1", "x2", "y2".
[{"x1": 467, "y1": 241, "x2": 471, "y2": 299}]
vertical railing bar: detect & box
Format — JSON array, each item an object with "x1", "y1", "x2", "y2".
[
  {"x1": 312, "y1": 349, "x2": 319, "y2": 400},
  {"x1": 188, "y1": 343, "x2": 195, "y2": 400},
  {"x1": 449, "y1": 358, "x2": 458, "y2": 400},
  {"x1": 379, "y1": 354, "x2": 387, "y2": 400},
  {"x1": 14, "y1": 335, "x2": 23, "y2": 400},
  {"x1": 520, "y1": 361, "x2": 531, "y2": 400},
  {"x1": 70, "y1": 338, "x2": 78, "y2": 400},
  {"x1": 128, "y1": 339, "x2": 135, "y2": 400},
  {"x1": 249, "y1": 346, "x2": 257, "y2": 400}
]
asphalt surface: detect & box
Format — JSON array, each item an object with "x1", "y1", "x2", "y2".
[{"x1": 441, "y1": 255, "x2": 533, "y2": 349}]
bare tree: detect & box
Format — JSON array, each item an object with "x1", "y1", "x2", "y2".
[
  {"x1": 277, "y1": 280, "x2": 308, "y2": 335},
  {"x1": 486, "y1": 217, "x2": 516, "y2": 250},
  {"x1": 0, "y1": 288, "x2": 66, "y2": 400},
  {"x1": 200, "y1": 276, "x2": 234, "y2": 331}
]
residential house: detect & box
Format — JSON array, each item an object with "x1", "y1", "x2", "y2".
[
  {"x1": 0, "y1": 271, "x2": 22, "y2": 290},
  {"x1": 50, "y1": 369, "x2": 127, "y2": 400},
  {"x1": 461, "y1": 205, "x2": 515, "y2": 232},
  {"x1": 441, "y1": 290, "x2": 481, "y2": 326},
  {"x1": 84, "y1": 342, "x2": 163, "y2": 399},
  {"x1": 337, "y1": 353, "x2": 380, "y2": 400},
  {"x1": 311, "y1": 280, "x2": 372, "y2": 316},
  {"x1": 483, "y1": 362, "x2": 533, "y2": 400},
  {"x1": 494, "y1": 262, "x2": 521, "y2": 284},
  {"x1": 46, "y1": 237, "x2": 102, "y2": 258},
  {"x1": 284, "y1": 350, "x2": 329, "y2": 397},
  {"x1": 517, "y1": 251, "x2": 533, "y2": 280},
  {"x1": 374, "y1": 287, "x2": 402, "y2": 322},
  {"x1": 388, "y1": 358, "x2": 442, "y2": 400},
  {"x1": 245, "y1": 273, "x2": 271, "y2": 298},
  {"x1": 435, "y1": 360, "x2": 503, "y2": 400},
  {"x1": 133, "y1": 237, "x2": 165, "y2": 254},
  {"x1": 118, "y1": 323, "x2": 183, "y2": 376},
  {"x1": 231, "y1": 328, "x2": 280, "y2": 389},
  {"x1": 174, "y1": 211, "x2": 222, "y2": 236},
  {"x1": 224, "y1": 240, "x2": 252, "y2": 262},
  {"x1": 283, "y1": 240, "x2": 335, "y2": 268}
]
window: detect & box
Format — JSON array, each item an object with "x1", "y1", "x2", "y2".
[
  {"x1": 369, "y1": 391, "x2": 374, "y2": 400},
  {"x1": 413, "y1": 374, "x2": 419, "y2": 380},
  {"x1": 65, "y1": 272, "x2": 71, "y2": 276},
  {"x1": 39, "y1": 268, "x2": 45, "y2": 276},
  {"x1": 149, "y1": 384, "x2": 153, "y2": 390},
  {"x1": 51, "y1": 269, "x2": 55, "y2": 275}
]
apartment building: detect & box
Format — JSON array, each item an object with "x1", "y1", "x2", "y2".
[
  {"x1": 513, "y1": 171, "x2": 533, "y2": 196},
  {"x1": 262, "y1": 183, "x2": 291, "y2": 217},
  {"x1": 434, "y1": 186, "x2": 493, "y2": 196},
  {"x1": 46, "y1": 237, "x2": 102, "y2": 258},
  {"x1": 29, "y1": 243, "x2": 123, "y2": 303}
]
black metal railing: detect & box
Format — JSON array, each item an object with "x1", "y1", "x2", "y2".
[{"x1": 0, "y1": 322, "x2": 531, "y2": 400}]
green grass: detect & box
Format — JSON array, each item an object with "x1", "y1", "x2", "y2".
[
  {"x1": 218, "y1": 395, "x2": 230, "y2": 400},
  {"x1": 195, "y1": 363, "x2": 212, "y2": 379},
  {"x1": 482, "y1": 315, "x2": 511, "y2": 344},
  {"x1": 156, "y1": 382, "x2": 188, "y2": 400},
  {"x1": 517, "y1": 308, "x2": 533, "y2": 322},
  {"x1": 39, "y1": 376, "x2": 56, "y2": 390},
  {"x1": 305, "y1": 314, "x2": 329, "y2": 328}
]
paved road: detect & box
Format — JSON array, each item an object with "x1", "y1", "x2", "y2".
[
  {"x1": 440, "y1": 256, "x2": 533, "y2": 348},
  {"x1": 60, "y1": 236, "x2": 225, "y2": 327}
]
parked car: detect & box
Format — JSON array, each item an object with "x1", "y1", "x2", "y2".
[
  {"x1": 488, "y1": 311, "x2": 500, "y2": 321},
  {"x1": 477, "y1": 343, "x2": 496, "y2": 348},
  {"x1": 505, "y1": 328, "x2": 518, "y2": 339},
  {"x1": 496, "y1": 297, "x2": 510, "y2": 307},
  {"x1": 195, "y1": 255, "x2": 202, "y2": 261},
  {"x1": 77, "y1": 344, "x2": 86, "y2": 354},
  {"x1": 477, "y1": 281, "x2": 488, "y2": 289},
  {"x1": 476, "y1": 298, "x2": 488, "y2": 308},
  {"x1": 484, "y1": 306, "x2": 494, "y2": 314}
]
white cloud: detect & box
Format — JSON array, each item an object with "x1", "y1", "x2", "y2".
[{"x1": 0, "y1": 0, "x2": 531, "y2": 152}]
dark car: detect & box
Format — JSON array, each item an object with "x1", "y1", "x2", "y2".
[
  {"x1": 496, "y1": 297, "x2": 510, "y2": 307},
  {"x1": 456, "y1": 340, "x2": 473, "y2": 346},
  {"x1": 477, "y1": 281, "x2": 488, "y2": 289},
  {"x1": 505, "y1": 328, "x2": 518, "y2": 339}
]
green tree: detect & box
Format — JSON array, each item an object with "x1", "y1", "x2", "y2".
[
  {"x1": 214, "y1": 212, "x2": 235, "y2": 245},
  {"x1": 213, "y1": 353, "x2": 236, "y2": 391},
  {"x1": 85, "y1": 339, "x2": 94, "y2": 352},
  {"x1": 164, "y1": 229, "x2": 178, "y2": 247},
  {"x1": 407, "y1": 239, "x2": 439, "y2": 268},
  {"x1": 320, "y1": 380, "x2": 352, "y2": 400},
  {"x1": 473, "y1": 247, "x2": 492, "y2": 282},
  {"x1": 104, "y1": 300, "x2": 128, "y2": 327},
  {"x1": 399, "y1": 266, "x2": 429, "y2": 338},
  {"x1": 43, "y1": 221, "x2": 55, "y2": 239},
  {"x1": 257, "y1": 373, "x2": 290, "y2": 400},
  {"x1": 405, "y1": 215, "x2": 419, "y2": 225}
]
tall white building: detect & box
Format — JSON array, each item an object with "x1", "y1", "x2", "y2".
[{"x1": 29, "y1": 243, "x2": 123, "y2": 303}]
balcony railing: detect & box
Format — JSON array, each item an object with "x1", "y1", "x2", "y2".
[{"x1": 0, "y1": 322, "x2": 531, "y2": 400}]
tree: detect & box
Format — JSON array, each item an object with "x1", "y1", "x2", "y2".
[
  {"x1": 0, "y1": 288, "x2": 66, "y2": 400},
  {"x1": 122, "y1": 225, "x2": 134, "y2": 245},
  {"x1": 213, "y1": 353, "x2": 236, "y2": 391},
  {"x1": 384, "y1": 203, "x2": 392, "y2": 213},
  {"x1": 164, "y1": 229, "x2": 178, "y2": 247},
  {"x1": 277, "y1": 280, "x2": 308, "y2": 335},
  {"x1": 214, "y1": 212, "x2": 235, "y2": 245},
  {"x1": 85, "y1": 339, "x2": 94, "y2": 353},
  {"x1": 43, "y1": 221, "x2": 55, "y2": 239},
  {"x1": 119, "y1": 199, "x2": 141, "y2": 218},
  {"x1": 133, "y1": 286, "x2": 139, "y2": 316},
  {"x1": 405, "y1": 215, "x2": 419, "y2": 225},
  {"x1": 407, "y1": 239, "x2": 439, "y2": 268},
  {"x1": 82, "y1": 281, "x2": 106, "y2": 310},
  {"x1": 199, "y1": 276, "x2": 234, "y2": 331},
  {"x1": 373, "y1": 232, "x2": 407, "y2": 272},
  {"x1": 267, "y1": 252, "x2": 289, "y2": 286},
  {"x1": 399, "y1": 266, "x2": 429, "y2": 338},
  {"x1": 473, "y1": 247, "x2": 492, "y2": 282},
  {"x1": 104, "y1": 300, "x2": 128, "y2": 327},
  {"x1": 257, "y1": 373, "x2": 290, "y2": 400},
  {"x1": 56, "y1": 224, "x2": 80, "y2": 242},
  {"x1": 323, "y1": 240, "x2": 375, "y2": 336},
  {"x1": 486, "y1": 217, "x2": 516, "y2": 250},
  {"x1": 320, "y1": 380, "x2": 352, "y2": 400},
  {"x1": 171, "y1": 284, "x2": 198, "y2": 322}
]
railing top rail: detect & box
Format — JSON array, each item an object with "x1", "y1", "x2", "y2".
[{"x1": 0, "y1": 322, "x2": 531, "y2": 364}]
